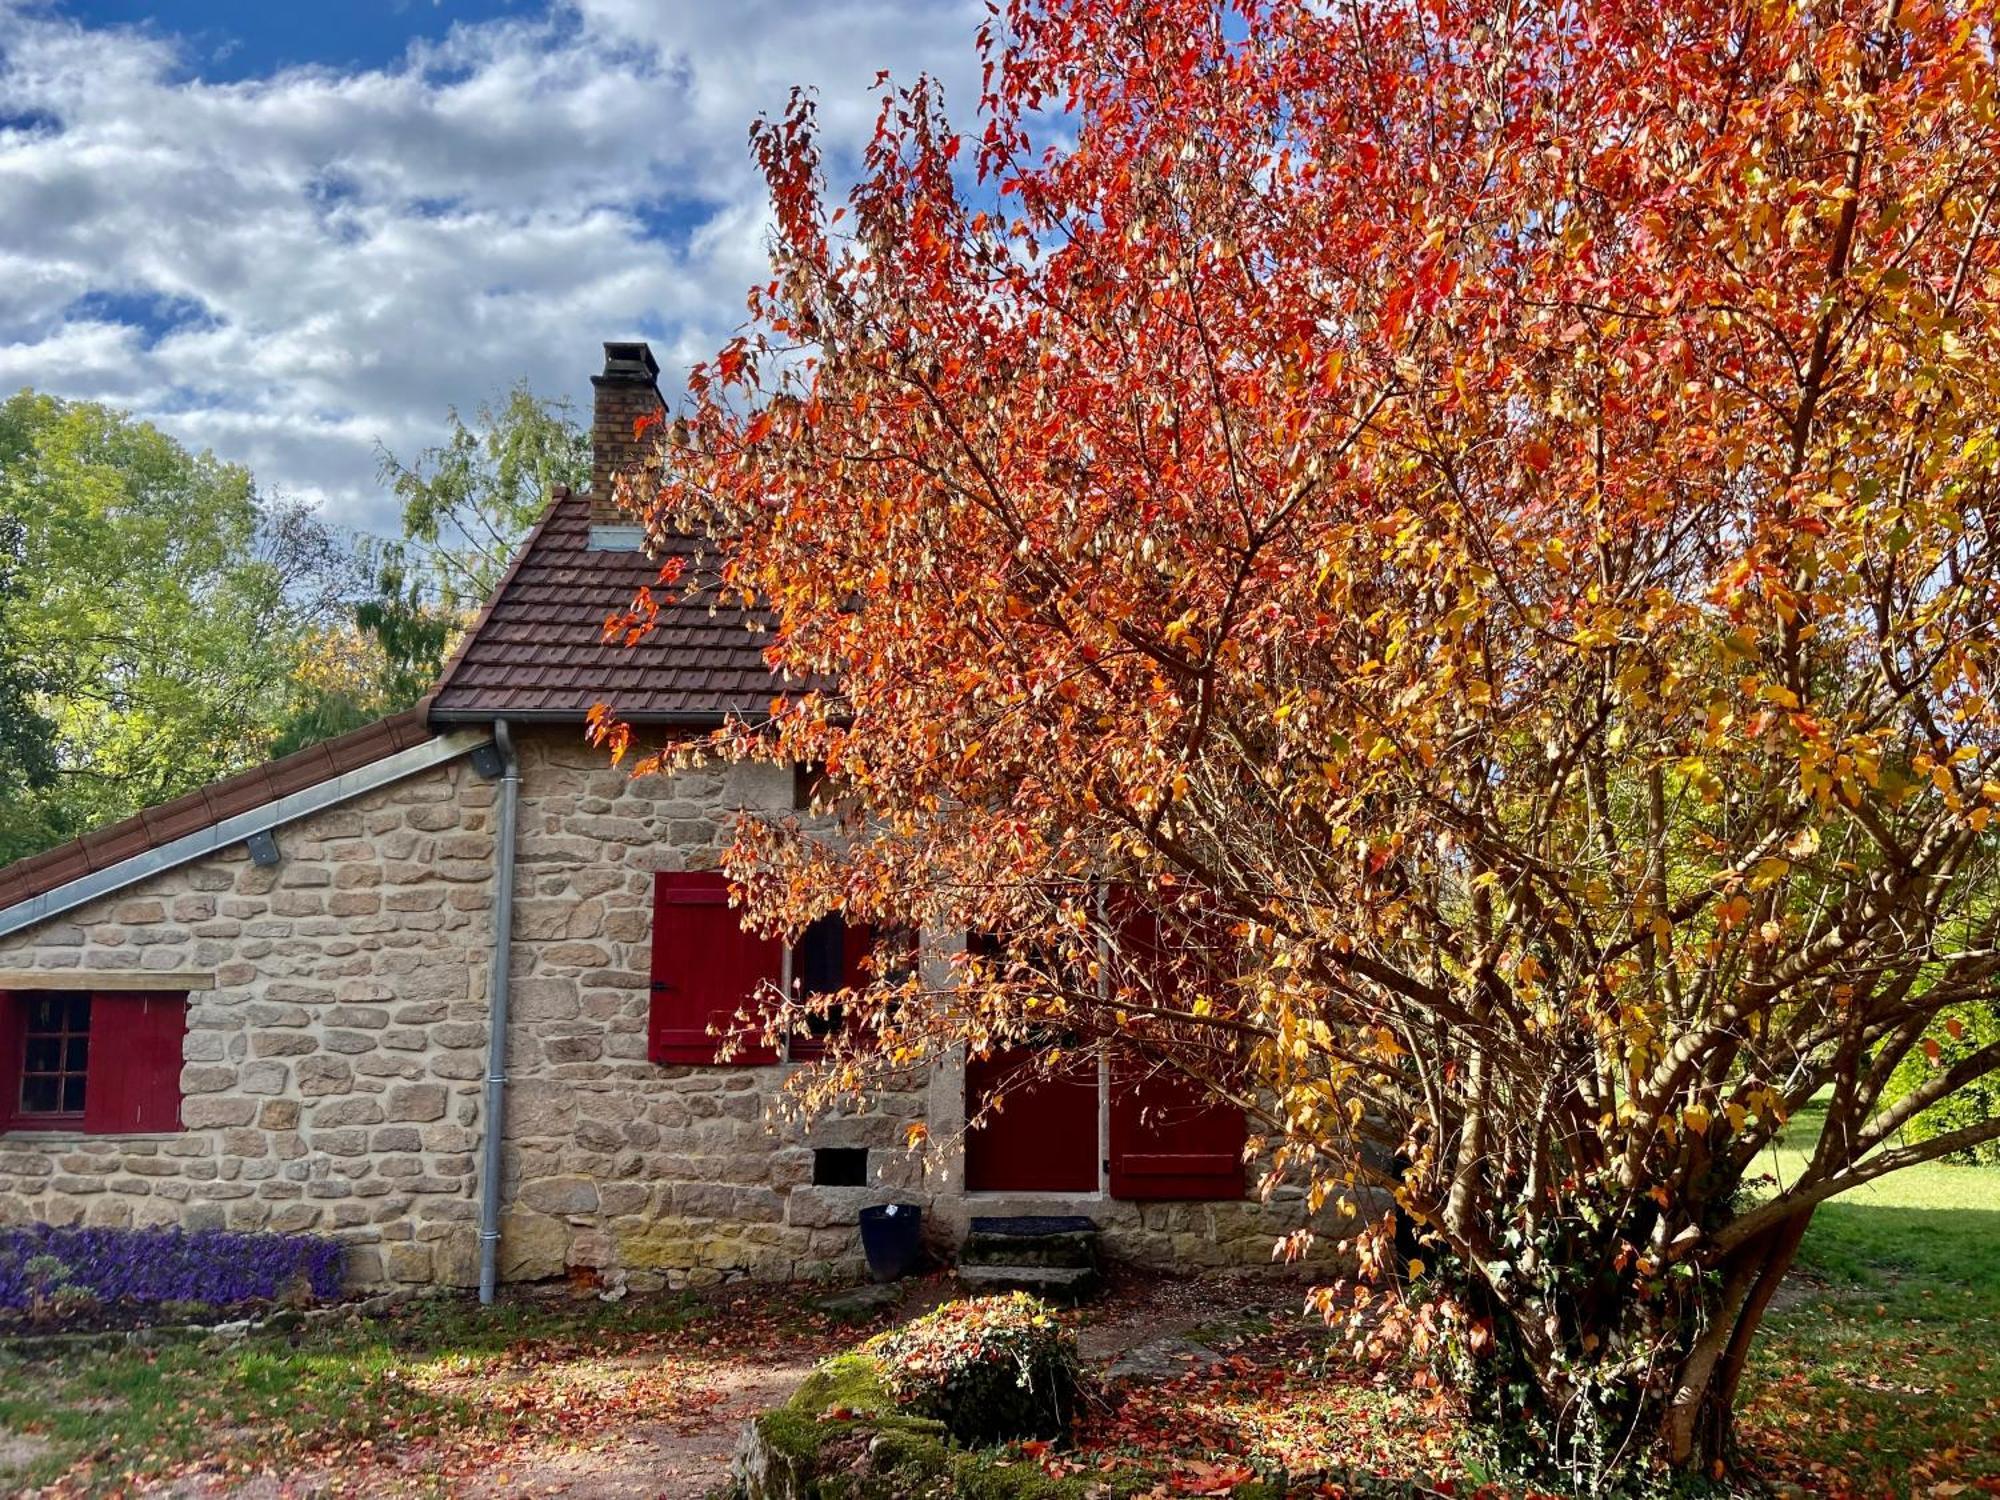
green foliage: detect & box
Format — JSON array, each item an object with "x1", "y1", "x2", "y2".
[
  {"x1": 268, "y1": 382, "x2": 585, "y2": 753},
  {"x1": 1884, "y1": 1003, "x2": 2000, "y2": 1166},
  {"x1": 0, "y1": 390, "x2": 358, "y2": 860},
  {"x1": 0, "y1": 514, "x2": 58, "y2": 844},
  {"x1": 0, "y1": 382, "x2": 580, "y2": 839},
  {"x1": 752, "y1": 1351, "x2": 1112, "y2": 1500},
  {"x1": 864, "y1": 1293, "x2": 1079, "y2": 1448},
  {"x1": 359, "y1": 382, "x2": 586, "y2": 689}
]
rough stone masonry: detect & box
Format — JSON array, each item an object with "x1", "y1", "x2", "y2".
[{"x1": 0, "y1": 726, "x2": 1332, "y2": 1289}]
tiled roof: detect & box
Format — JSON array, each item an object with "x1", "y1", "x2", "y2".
[
  {"x1": 426, "y1": 486, "x2": 785, "y2": 722},
  {"x1": 0, "y1": 708, "x2": 437, "y2": 919}
]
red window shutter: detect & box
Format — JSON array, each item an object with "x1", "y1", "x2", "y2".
[
  {"x1": 1109, "y1": 1055, "x2": 1245, "y2": 1200},
  {"x1": 83, "y1": 993, "x2": 187, "y2": 1135},
  {"x1": 0, "y1": 993, "x2": 21, "y2": 1125},
  {"x1": 649, "y1": 872, "x2": 781, "y2": 1065}
]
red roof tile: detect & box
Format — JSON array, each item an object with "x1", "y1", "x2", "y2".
[
  {"x1": 425, "y1": 487, "x2": 786, "y2": 722},
  {"x1": 0, "y1": 707, "x2": 437, "y2": 921}
]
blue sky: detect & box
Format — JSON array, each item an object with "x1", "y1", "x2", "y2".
[{"x1": 0, "y1": 0, "x2": 985, "y2": 533}]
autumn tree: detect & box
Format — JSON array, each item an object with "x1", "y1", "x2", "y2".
[{"x1": 609, "y1": 0, "x2": 2000, "y2": 1483}]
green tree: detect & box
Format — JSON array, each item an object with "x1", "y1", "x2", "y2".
[
  {"x1": 0, "y1": 513, "x2": 59, "y2": 862},
  {"x1": 0, "y1": 390, "x2": 355, "y2": 853},
  {"x1": 373, "y1": 380, "x2": 586, "y2": 610},
  {"x1": 273, "y1": 382, "x2": 587, "y2": 752}
]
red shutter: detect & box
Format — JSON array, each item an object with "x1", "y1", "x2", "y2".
[
  {"x1": 649, "y1": 871, "x2": 782, "y2": 1065},
  {"x1": 1105, "y1": 889, "x2": 1245, "y2": 1199},
  {"x1": 83, "y1": 992, "x2": 187, "y2": 1134},
  {"x1": 0, "y1": 993, "x2": 21, "y2": 1126},
  {"x1": 1109, "y1": 1055, "x2": 1246, "y2": 1199}
]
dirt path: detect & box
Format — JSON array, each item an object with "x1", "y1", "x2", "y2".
[{"x1": 453, "y1": 1353, "x2": 818, "y2": 1498}]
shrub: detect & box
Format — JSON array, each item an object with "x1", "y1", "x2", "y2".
[
  {"x1": 0, "y1": 1225, "x2": 343, "y2": 1312},
  {"x1": 865, "y1": 1292, "x2": 1079, "y2": 1446}
]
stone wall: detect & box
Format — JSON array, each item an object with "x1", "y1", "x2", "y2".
[
  {"x1": 0, "y1": 753, "x2": 498, "y2": 1287},
  {"x1": 0, "y1": 724, "x2": 1344, "y2": 1291},
  {"x1": 496, "y1": 731, "x2": 1343, "y2": 1286},
  {"x1": 493, "y1": 730, "x2": 927, "y2": 1293}
]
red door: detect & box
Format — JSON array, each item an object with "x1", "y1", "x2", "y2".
[
  {"x1": 963, "y1": 1046, "x2": 1100, "y2": 1192},
  {"x1": 1108, "y1": 1054, "x2": 1245, "y2": 1199}
]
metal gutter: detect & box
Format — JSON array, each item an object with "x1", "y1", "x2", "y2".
[
  {"x1": 424, "y1": 707, "x2": 746, "y2": 727},
  {"x1": 477, "y1": 719, "x2": 520, "y2": 1305},
  {"x1": 0, "y1": 730, "x2": 493, "y2": 942}
]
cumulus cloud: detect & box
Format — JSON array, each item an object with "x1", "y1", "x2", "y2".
[{"x1": 0, "y1": 0, "x2": 983, "y2": 532}]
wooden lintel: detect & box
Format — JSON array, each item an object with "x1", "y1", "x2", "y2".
[{"x1": 0, "y1": 970, "x2": 216, "y2": 992}]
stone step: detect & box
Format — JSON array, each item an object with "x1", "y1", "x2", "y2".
[
  {"x1": 954, "y1": 1262, "x2": 1102, "y2": 1304},
  {"x1": 968, "y1": 1213, "x2": 1100, "y2": 1237},
  {"x1": 959, "y1": 1229, "x2": 1100, "y2": 1270}
]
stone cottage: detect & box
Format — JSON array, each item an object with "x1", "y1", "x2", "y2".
[{"x1": 0, "y1": 343, "x2": 1323, "y2": 1293}]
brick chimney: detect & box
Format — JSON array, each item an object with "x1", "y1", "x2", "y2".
[{"x1": 587, "y1": 340, "x2": 663, "y2": 549}]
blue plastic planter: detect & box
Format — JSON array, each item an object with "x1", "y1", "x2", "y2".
[{"x1": 858, "y1": 1202, "x2": 923, "y2": 1283}]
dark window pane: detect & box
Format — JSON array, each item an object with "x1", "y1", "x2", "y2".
[
  {"x1": 69, "y1": 1036, "x2": 88, "y2": 1072},
  {"x1": 20, "y1": 1076, "x2": 58, "y2": 1114},
  {"x1": 65, "y1": 994, "x2": 91, "y2": 1030},
  {"x1": 27, "y1": 997, "x2": 60, "y2": 1031},
  {"x1": 61, "y1": 1076, "x2": 86, "y2": 1113},
  {"x1": 23, "y1": 1039, "x2": 61, "y2": 1073},
  {"x1": 798, "y1": 916, "x2": 845, "y2": 997}
]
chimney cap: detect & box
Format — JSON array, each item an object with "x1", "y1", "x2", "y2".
[{"x1": 597, "y1": 341, "x2": 660, "y2": 383}]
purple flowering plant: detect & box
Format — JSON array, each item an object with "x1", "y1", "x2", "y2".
[{"x1": 0, "y1": 1224, "x2": 344, "y2": 1311}]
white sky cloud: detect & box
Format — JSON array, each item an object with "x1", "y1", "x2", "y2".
[{"x1": 0, "y1": 0, "x2": 983, "y2": 533}]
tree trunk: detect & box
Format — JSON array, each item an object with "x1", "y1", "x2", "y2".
[{"x1": 1664, "y1": 1214, "x2": 1812, "y2": 1473}]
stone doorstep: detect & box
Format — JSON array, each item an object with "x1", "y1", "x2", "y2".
[
  {"x1": 953, "y1": 1263, "x2": 1100, "y2": 1304},
  {"x1": 957, "y1": 1228, "x2": 1101, "y2": 1270}
]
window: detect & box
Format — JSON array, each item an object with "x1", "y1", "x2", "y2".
[
  {"x1": 0, "y1": 990, "x2": 188, "y2": 1134},
  {"x1": 812, "y1": 1147, "x2": 869, "y2": 1186},
  {"x1": 785, "y1": 916, "x2": 907, "y2": 1060},
  {"x1": 648, "y1": 873, "x2": 908, "y2": 1066},
  {"x1": 790, "y1": 914, "x2": 849, "y2": 1055},
  {"x1": 18, "y1": 994, "x2": 89, "y2": 1119},
  {"x1": 792, "y1": 762, "x2": 827, "y2": 811}
]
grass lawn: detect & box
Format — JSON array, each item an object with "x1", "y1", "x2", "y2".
[
  {"x1": 1057, "y1": 1108, "x2": 2000, "y2": 1497},
  {"x1": 1735, "y1": 1100, "x2": 2000, "y2": 1495},
  {"x1": 0, "y1": 1287, "x2": 755, "y2": 1496}
]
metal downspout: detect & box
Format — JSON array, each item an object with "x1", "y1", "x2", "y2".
[{"x1": 477, "y1": 719, "x2": 520, "y2": 1305}]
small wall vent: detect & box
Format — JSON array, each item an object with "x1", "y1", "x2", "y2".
[{"x1": 812, "y1": 1147, "x2": 869, "y2": 1187}]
